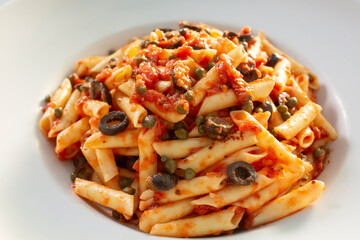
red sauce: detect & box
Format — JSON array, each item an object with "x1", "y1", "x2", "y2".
[
  {"x1": 75, "y1": 96, "x2": 89, "y2": 117},
  {"x1": 236, "y1": 119, "x2": 262, "y2": 135},
  {"x1": 95, "y1": 68, "x2": 112, "y2": 82},
  {"x1": 193, "y1": 205, "x2": 219, "y2": 215},
  {"x1": 215, "y1": 54, "x2": 251, "y2": 103}
]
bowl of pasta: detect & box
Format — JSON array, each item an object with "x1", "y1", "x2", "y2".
[{"x1": 0, "y1": 0, "x2": 358, "y2": 239}]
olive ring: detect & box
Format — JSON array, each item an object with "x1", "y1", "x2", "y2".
[
  {"x1": 90, "y1": 81, "x2": 112, "y2": 105},
  {"x1": 227, "y1": 161, "x2": 258, "y2": 186},
  {"x1": 99, "y1": 111, "x2": 129, "y2": 136}
]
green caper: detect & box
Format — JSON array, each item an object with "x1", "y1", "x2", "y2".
[
  {"x1": 206, "y1": 62, "x2": 215, "y2": 71},
  {"x1": 281, "y1": 111, "x2": 291, "y2": 121},
  {"x1": 123, "y1": 186, "x2": 136, "y2": 195},
  {"x1": 277, "y1": 104, "x2": 288, "y2": 114},
  {"x1": 135, "y1": 55, "x2": 147, "y2": 66},
  {"x1": 176, "y1": 104, "x2": 188, "y2": 114},
  {"x1": 161, "y1": 155, "x2": 169, "y2": 163},
  {"x1": 215, "y1": 56, "x2": 220, "y2": 62},
  {"x1": 174, "y1": 121, "x2": 186, "y2": 131},
  {"x1": 162, "y1": 132, "x2": 170, "y2": 141},
  {"x1": 169, "y1": 54, "x2": 177, "y2": 60},
  {"x1": 286, "y1": 97, "x2": 298, "y2": 109},
  {"x1": 179, "y1": 28, "x2": 186, "y2": 36},
  {"x1": 269, "y1": 127, "x2": 277, "y2": 137},
  {"x1": 112, "y1": 210, "x2": 121, "y2": 219},
  {"x1": 70, "y1": 172, "x2": 77, "y2": 182},
  {"x1": 140, "y1": 40, "x2": 148, "y2": 48},
  {"x1": 184, "y1": 168, "x2": 196, "y2": 180},
  {"x1": 194, "y1": 67, "x2": 205, "y2": 80},
  {"x1": 119, "y1": 177, "x2": 133, "y2": 189},
  {"x1": 198, "y1": 124, "x2": 206, "y2": 134},
  {"x1": 165, "y1": 159, "x2": 178, "y2": 174},
  {"x1": 175, "y1": 128, "x2": 188, "y2": 140},
  {"x1": 54, "y1": 107, "x2": 63, "y2": 118},
  {"x1": 195, "y1": 116, "x2": 205, "y2": 126},
  {"x1": 254, "y1": 107, "x2": 264, "y2": 113},
  {"x1": 44, "y1": 94, "x2": 51, "y2": 103},
  {"x1": 242, "y1": 100, "x2": 254, "y2": 113},
  {"x1": 185, "y1": 90, "x2": 194, "y2": 101},
  {"x1": 241, "y1": 41, "x2": 248, "y2": 52},
  {"x1": 137, "y1": 83, "x2": 147, "y2": 94},
  {"x1": 79, "y1": 85, "x2": 89, "y2": 92},
  {"x1": 142, "y1": 115, "x2": 156, "y2": 128},
  {"x1": 313, "y1": 148, "x2": 326, "y2": 158},
  {"x1": 149, "y1": 40, "x2": 159, "y2": 46}
]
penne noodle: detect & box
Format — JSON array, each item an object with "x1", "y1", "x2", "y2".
[
  {"x1": 74, "y1": 178, "x2": 134, "y2": 216},
  {"x1": 152, "y1": 137, "x2": 213, "y2": 159}
]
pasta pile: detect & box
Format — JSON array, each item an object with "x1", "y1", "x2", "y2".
[{"x1": 39, "y1": 21, "x2": 337, "y2": 237}]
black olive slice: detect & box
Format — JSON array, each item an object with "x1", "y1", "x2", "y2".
[
  {"x1": 266, "y1": 53, "x2": 281, "y2": 68},
  {"x1": 171, "y1": 70, "x2": 191, "y2": 92},
  {"x1": 99, "y1": 111, "x2": 129, "y2": 136},
  {"x1": 238, "y1": 33, "x2": 254, "y2": 42},
  {"x1": 203, "y1": 116, "x2": 233, "y2": 139},
  {"x1": 178, "y1": 21, "x2": 202, "y2": 32},
  {"x1": 165, "y1": 38, "x2": 182, "y2": 49},
  {"x1": 90, "y1": 81, "x2": 112, "y2": 105},
  {"x1": 223, "y1": 31, "x2": 238, "y2": 39},
  {"x1": 158, "y1": 28, "x2": 173, "y2": 33},
  {"x1": 149, "y1": 172, "x2": 178, "y2": 192},
  {"x1": 227, "y1": 161, "x2": 257, "y2": 186}
]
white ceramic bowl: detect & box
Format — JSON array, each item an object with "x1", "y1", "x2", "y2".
[{"x1": 0, "y1": 0, "x2": 359, "y2": 239}]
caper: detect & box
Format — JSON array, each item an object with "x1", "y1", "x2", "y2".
[
  {"x1": 277, "y1": 105, "x2": 288, "y2": 114},
  {"x1": 176, "y1": 104, "x2": 188, "y2": 114},
  {"x1": 174, "y1": 121, "x2": 186, "y2": 131},
  {"x1": 198, "y1": 124, "x2": 206, "y2": 134},
  {"x1": 70, "y1": 172, "x2": 77, "y2": 182},
  {"x1": 162, "y1": 132, "x2": 170, "y2": 141},
  {"x1": 241, "y1": 41, "x2": 248, "y2": 52},
  {"x1": 142, "y1": 115, "x2": 156, "y2": 128},
  {"x1": 175, "y1": 128, "x2": 188, "y2": 140},
  {"x1": 286, "y1": 97, "x2": 298, "y2": 109},
  {"x1": 281, "y1": 111, "x2": 291, "y2": 121},
  {"x1": 263, "y1": 100, "x2": 273, "y2": 113},
  {"x1": 165, "y1": 159, "x2": 178, "y2": 174},
  {"x1": 179, "y1": 28, "x2": 186, "y2": 36},
  {"x1": 149, "y1": 40, "x2": 159, "y2": 46},
  {"x1": 169, "y1": 54, "x2": 177, "y2": 60},
  {"x1": 194, "y1": 67, "x2": 205, "y2": 80},
  {"x1": 215, "y1": 56, "x2": 220, "y2": 62},
  {"x1": 54, "y1": 107, "x2": 63, "y2": 118},
  {"x1": 254, "y1": 107, "x2": 264, "y2": 113},
  {"x1": 136, "y1": 83, "x2": 147, "y2": 94},
  {"x1": 313, "y1": 148, "x2": 326, "y2": 158},
  {"x1": 44, "y1": 94, "x2": 51, "y2": 103},
  {"x1": 269, "y1": 127, "x2": 277, "y2": 137},
  {"x1": 112, "y1": 210, "x2": 121, "y2": 219},
  {"x1": 85, "y1": 77, "x2": 95, "y2": 82},
  {"x1": 184, "y1": 168, "x2": 196, "y2": 180},
  {"x1": 161, "y1": 155, "x2": 169, "y2": 163},
  {"x1": 206, "y1": 62, "x2": 215, "y2": 71},
  {"x1": 185, "y1": 90, "x2": 194, "y2": 101},
  {"x1": 242, "y1": 100, "x2": 254, "y2": 113},
  {"x1": 135, "y1": 55, "x2": 147, "y2": 66},
  {"x1": 79, "y1": 85, "x2": 89, "y2": 92},
  {"x1": 119, "y1": 177, "x2": 133, "y2": 189},
  {"x1": 140, "y1": 40, "x2": 148, "y2": 48},
  {"x1": 195, "y1": 116, "x2": 205, "y2": 126},
  {"x1": 122, "y1": 187, "x2": 136, "y2": 195}
]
